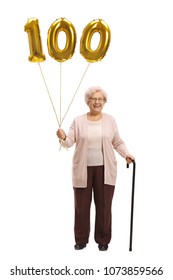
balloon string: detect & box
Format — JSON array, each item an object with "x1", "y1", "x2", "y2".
[
  {"x1": 61, "y1": 62, "x2": 90, "y2": 125},
  {"x1": 59, "y1": 62, "x2": 62, "y2": 126},
  {"x1": 38, "y1": 62, "x2": 60, "y2": 127}
]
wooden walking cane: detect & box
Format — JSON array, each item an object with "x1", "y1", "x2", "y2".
[{"x1": 127, "y1": 160, "x2": 136, "y2": 251}]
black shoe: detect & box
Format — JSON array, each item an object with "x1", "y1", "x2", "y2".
[
  {"x1": 98, "y1": 244, "x2": 108, "y2": 251},
  {"x1": 74, "y1": 244, "x2": 86, "y2": 250}
]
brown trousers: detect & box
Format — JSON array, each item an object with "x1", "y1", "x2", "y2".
[{"x1": 74, "y1": 166, "x2": 115, "y2": 245}]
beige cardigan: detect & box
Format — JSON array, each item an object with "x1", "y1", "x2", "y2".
[{"x1": 64, "y1": 113, "x2": 130, "y2": 188}]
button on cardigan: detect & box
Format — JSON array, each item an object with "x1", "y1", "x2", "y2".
[{"x1": 63, "y1": 113, "x2": 130, "y2": 188}]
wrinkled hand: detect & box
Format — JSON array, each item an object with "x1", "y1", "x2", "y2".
[
  {"x1": 56, "y1": 128, "x2": 66, "y2": 140},
  {"x1": 126, "y1": 155, "x2": 135, "y2": 164}
]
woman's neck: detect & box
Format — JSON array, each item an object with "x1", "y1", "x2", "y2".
[{"x1": 87, "y1": 112, "x2": 102, "y2": 121}]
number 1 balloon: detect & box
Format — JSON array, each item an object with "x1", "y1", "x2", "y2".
[{"x1": 24, "y1": 18, "x2": 46, "y2": 63}]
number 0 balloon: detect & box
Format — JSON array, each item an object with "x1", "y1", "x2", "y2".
[
  {"x1": 80, "y1": 19, "x2": 111, "y2": 62},
  {"x1": 47, "y1": 18, "x2": 77, "y2": 62}
]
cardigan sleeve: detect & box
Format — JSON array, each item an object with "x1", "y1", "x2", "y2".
[
  {"x1": 112, "y1": 131, "x2": 130, "y2": 158},
  {"x1": 111, "y1": 118, "x2": 130, "y2": 158},
  {"x1": 62, "y1": 119, "x2": 76, "y2": 148}
]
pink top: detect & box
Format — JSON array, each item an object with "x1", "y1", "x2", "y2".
[
  {"x1": 87, "y1": 119, "x2": 103, "y2": 166},
  {"x1": 64, "y1": 113, "x2": 130, "y2": 188}
]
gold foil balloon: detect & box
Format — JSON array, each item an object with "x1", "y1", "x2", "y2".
[
  {"x1": 80, "y1": 19, "x2": 111, "y2": 62},
  {"x1": 47, "y1": 18, "x2": 77, "y2": 62},
  {"x1": 24, "y1": 18, "x2": 46, "y2": 62}
]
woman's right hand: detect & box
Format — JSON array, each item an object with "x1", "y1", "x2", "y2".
[{"x1": 56, "y1": 128, "x2": 66, "y2": 140}]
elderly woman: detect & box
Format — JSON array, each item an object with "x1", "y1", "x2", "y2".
[{"x1": 57, "y1": 86, "x2": 135, "y2": 251}]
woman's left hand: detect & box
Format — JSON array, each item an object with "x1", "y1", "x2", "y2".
[{"x1": 126, "y1": 155, "x2": 135, "y2": 164}]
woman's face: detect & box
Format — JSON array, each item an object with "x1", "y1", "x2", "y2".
[{"x1": 88, "y1": 91, "x2": 105, "y2": 115}]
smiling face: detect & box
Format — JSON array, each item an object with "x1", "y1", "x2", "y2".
[{"x1": 88, "y1": 91, "x2": 106, "y2": 116}]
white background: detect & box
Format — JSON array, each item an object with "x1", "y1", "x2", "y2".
[{"x1": 0, "y1": 0, "x2": 173, "y2": 279}]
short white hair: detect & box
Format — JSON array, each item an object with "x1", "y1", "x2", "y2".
[{"x1": 84, "y1": 86, "x2": 108, "y2": 104}]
